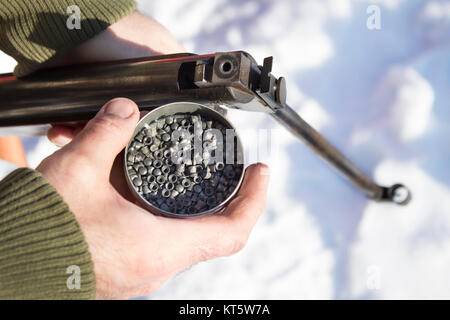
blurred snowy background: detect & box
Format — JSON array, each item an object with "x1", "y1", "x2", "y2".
[{"x1": 1, "y1": 0, "x2": 449, "y2": 299}]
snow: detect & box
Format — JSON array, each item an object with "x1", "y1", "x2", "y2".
[{"x1": 0, "y1": 0, "x2": 449, "y2": 299}]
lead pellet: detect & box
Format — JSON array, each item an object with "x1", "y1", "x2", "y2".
[
  {"x1": 175, "y1": 184, "x2": 185, "y2": 194},
  {"x1": 193, "y1": 185, "x2": 202, "y2": 193},
  {"x1": 175, "y1": 201, "x2": 184, "y2": 210},
  {"x1": 133, "y1": 177, "x2": 143, "y2": 187},
  {"x1": 165, "y1": 158, "x2": 174, "y2": 166},
  {"x1": 210, "y1": 177, "x2": 219, "y2": 187},
  {"x1": 187, "y1": 206, "x2": 197, "y2": 214},
  {"x1": 182, "y1": 197, "x2": 191, "y2": 207},
  {"x1": 135, "y1": 133, "x2": 144, "y2": 142},
  {"x1": 176, "y1": 164, "x2": 185, "y2": 174},
  {"x1": 187, "y1": 165, "x2": 197, "y2": 175},
  {"x1": 225, "y1": 170, "x2": 235, "y2": 179},
  {"x1": 144, "y1": 157, "x2": 152, "y2": 167},
  {"x1": 161, "y1": 165, "x2": 170, "y2": 175},
  {"x1": 180, "y1": 119, "x2": 189, "y2": 127},
  {"x1": 153, "y1": 160, "x2": 163, "y2": 168},
  {"x1": 193, "y1": 154, "x2": 203, "y2": 165},
  {"x1": 134, "y1": 142, "x2": 144, "y2": 150},
  {"x1": 153, "y1": 137, "x2": 161, "y2": 145},
  {"x1": 148, "y1": 181, "x2": 157, "y2": 191},
  {"x1": 204, "y1": 186, "x2": 215, "y2": 196},
  {"x1": 168, "y1": 174, "x2": 178, "y2": 183},
  {"x1": 156, "y1": 175, "x2": 167, "y2": 184},
  {"x1": 165, "y1": 182, "x2": 174, "y2": 191},
  {"x1": 193, "y1": 176, "x2": 202, "y2": 184},
  {"x1": 141, "y1": 146, "x2": 150, "y2": 156},
  {"x1": 202, "y1": 170, "x2": 212, "y2": 180},
  {"x1": 165, "y1": 116, "x2": 174, "y2": 125},
  {"x1": 206, "y1": 197, "x2": 216, "y2": 207},
  {"x1": 127, "y1": 154, "x2": 135, "y2": 163},
  {"x1": 143, "y1": 136, "x2": 152, "y2": 145},
  {"x1": 162, "y1": 133, "x2": 171, "y2": 142},
  {"x1": 219, "y1": 176, "x2": 229, "y2": 185},
  {"x1": 172, "y1": 154, "x2": 183, "y2": 165},
  {"x1": 194, "y1": 200, "x2": 206, "y2": 211},
  {"x1": 215, "y1": 162, "x2": 225, "y2": 171},
  {"x1": 216, "y1": 183, "x2": 226, "y2": 192},
  {"x1": 166, "y1": 198, "x2": 176, "y2": 207},
  {"x1": 135, "y1": 153, "x2": 145, "y2": 162},
  {"x1": 138, "y1": 166, "x2": 148, "y2": 175},
  {"x1": 162, "y1": 189, "x2": 171, "y2": 198},
  {"x1": 142, "y1": 185, "x2": 151, "y2": 195},
  {"x1": 156, "y1": 120, "x2": 165, "y2": 129},
  {"x1": 149, "y1": 144, "x2": 159, "y2": 152},
  {"x1": 181, "y1": 178, "x2": 191, "y2": 188}
]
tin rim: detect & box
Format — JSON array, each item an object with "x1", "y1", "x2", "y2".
[{"x1": 124, "y1": 102, "x2": 245, "y2": 218}]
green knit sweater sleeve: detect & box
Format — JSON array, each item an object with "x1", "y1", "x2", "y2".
[
  {"x1": 0, "y1": 0, "x2": 137, "y2": 77},
  {"x1": 0, "y1": 168, "x2": 95, "y2": 299}
]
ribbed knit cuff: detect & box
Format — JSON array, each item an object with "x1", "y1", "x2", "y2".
[
  {"x1": 0, "y1": 168, "x2": 95, "y2": 299},
  {"x1": 0, "y1": 0, "x2": 137, "y2": 77}
]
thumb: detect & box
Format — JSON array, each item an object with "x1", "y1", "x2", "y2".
[{"x1": 66, "y1": 98, "x2": 139, "y2": 173}]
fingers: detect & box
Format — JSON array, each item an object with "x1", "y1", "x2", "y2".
[
  {"x1": 216, "y1": 163, "x2": 270, "y2": 254},
  {"x1": 64, "y1": 98, "x2": 139, "y2": 174},
  {"x1": 48, "y1": 124, "x2": 85, "y2": 147},
  {"x1": 224, "y1": 163, "x2": 271, "y2": 224},
  {"x1": 47, "y1": 126, "x2": 76, "y2": 147},
  {"x1": 166, "y1": 163, "x2": 270, "y2": 268}
]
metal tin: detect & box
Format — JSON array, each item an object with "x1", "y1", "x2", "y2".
[{"x1": 124, "y1": 102, "x2": 245, "y2": 218}]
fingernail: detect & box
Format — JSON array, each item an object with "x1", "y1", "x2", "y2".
[
  {"x1": 52, "y1": 135, "x2": 72, "y2": 147},
  {"x1": 104, "y1": 98, "x2": 135, "y2": 119},
  {"x1": 257, "y1": 162, "x2": 270, "y2": 176}
]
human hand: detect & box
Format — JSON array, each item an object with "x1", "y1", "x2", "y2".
[
  {"x1": 37, "y1": 98, "x2": 270, "y2": 299},
  {"x1": 47, "y1": 10, "x2": 185, "y2": 146}
]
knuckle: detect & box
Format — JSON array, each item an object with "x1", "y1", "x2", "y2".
[
  {"x1": 229, "y1": 234, "x2": 248, "y2": 254},
  {"x1": 206, "y1": 219, "x2": 250, "y2": 257},
  {"x1": 196, "y1": 244, "x2": 216, "y2": 262}
]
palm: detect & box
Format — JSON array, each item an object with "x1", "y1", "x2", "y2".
[{"x1": 110, "y1": 152, "x2": 137, "y2": 203}]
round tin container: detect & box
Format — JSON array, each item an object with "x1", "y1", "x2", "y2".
[{"x1": 124, "y1": 102, "x2": 245, "y2": 218}]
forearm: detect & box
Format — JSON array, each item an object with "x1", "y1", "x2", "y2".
[
  {"x1": 0, "y1": 168, "x2": 95, "y2": 299},
  {"x1": 0, "y1": 0, "x2": 136, "y2": 77}
]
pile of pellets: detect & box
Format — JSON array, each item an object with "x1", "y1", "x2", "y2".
[{"x1": 126, "y1": 113, "x2": 243, "y2": 215}]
